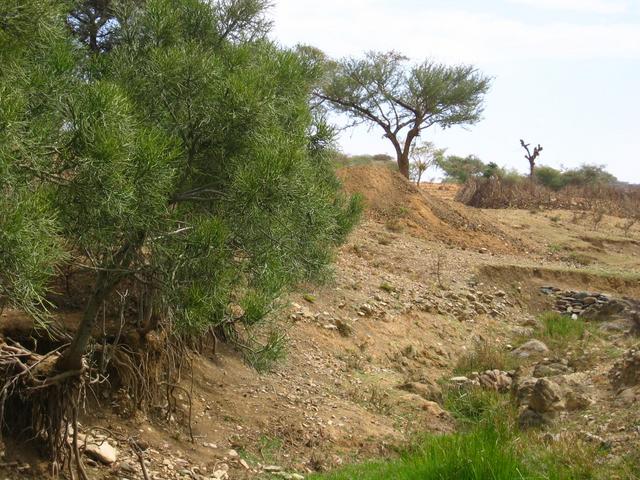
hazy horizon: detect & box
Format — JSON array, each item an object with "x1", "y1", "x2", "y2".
[{"x1": 271, "y1": 0, "x2": 640, "y2": 183}]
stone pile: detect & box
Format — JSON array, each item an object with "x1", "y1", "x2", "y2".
[
  {"x1": 515, "y1": 375, "x2": 592, "y2": 428},
  {"x1": 540, "y1": 287, "x2": 629, "y2": 320},
  {"x1": 417, "y1": 288, "x2": 511, "y2": 321}
]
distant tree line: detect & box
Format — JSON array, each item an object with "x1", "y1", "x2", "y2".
[{"x1": 434, "y1": 155, "x2": 618, "y2": 190}]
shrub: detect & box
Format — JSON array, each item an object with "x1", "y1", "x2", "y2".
[{"x1": 457, "y1": 176, "x2": 639, "y2": 218}]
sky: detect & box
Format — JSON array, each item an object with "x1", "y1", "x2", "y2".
[{"x1": 270, "y1": 0, "x2": 640, "y2": 183}]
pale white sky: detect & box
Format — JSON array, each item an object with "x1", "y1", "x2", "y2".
[{"x1": 271, "y1": 0, "x2": 640, "y2": 183}]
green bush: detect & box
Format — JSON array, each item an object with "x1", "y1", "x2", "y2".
[
  {"x1": 535, "y1": 164, "x2": 617, "y2": 191},
  {"x1": 1, "y1": 0, "x2": 362, "y2": 369}
]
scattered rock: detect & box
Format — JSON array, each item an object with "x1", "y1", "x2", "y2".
[
  {"x1": 398, "y1": 381, "x2": 442, "y2": 402},
  {"x1": 82, "y1": 438, "x2": 117, "y2": 465},
  {"x1": 616, "y1": 386, "x2": 640, "y2": 406},
  {"x1": 335, "y1": 319, "x2": 354, "y2": 337},
  {"x1": 565, "y1": 390, "x2": 592, "y2": 411},
  {"x1": 212, "y1": 470, "x2": 229, "y2": 480},
  {"x1": 610, "y1": 348, "x2": 640, "y2": 389},
  {"x1": 477, "y1": 370, "x2": 512, "y2": 393},
  {"x1": 512, "y1": 339, "x2": 549, "y2": 358}
]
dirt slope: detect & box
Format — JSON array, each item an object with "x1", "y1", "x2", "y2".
[
  {"x1": 337, "y1": 165, "x2": 522, "y2": 253},
  {"x1": 2, "y1": 166, "x2": 640, "y2": 480}
]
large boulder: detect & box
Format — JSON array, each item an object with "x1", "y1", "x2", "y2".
[
  {"x1": 512, "y1": 339, "x2": 549, "y2": 358},
  {"x1": 533, "y1": 359, "x2": 573, "y2": 378},
  {"x1": 528, "y1": 378, "x2": 564, "y2": 414}
]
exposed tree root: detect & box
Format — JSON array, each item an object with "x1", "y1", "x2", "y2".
[{"x1": 0, "y1": 339, "x2": 87, "y2": 476}]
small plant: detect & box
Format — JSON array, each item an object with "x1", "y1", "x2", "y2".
[
  {"x1": 549, "y1": 215, "x2": 561, "y2": 223},
  {"x1": 537, "y1": 312, "x2": 586, "y2": 346},
  {"x1": 385, "y1": 218, "x2": 404, "y2": 233},
  {"x1": 340, "y1": 350, "x2": 365, "y2": 372},
  {"x1": 366, "y1": 387, "x2": 393, "y2": 415},
  {"x1": 571, "y1": 210, "x2": 586, "y2": 224},
  {"x1": 548, "y1": 243, "x2": 563, "y2": 254},
  {"x1": 258, "y1": 435, "x2": 284, "y2": 463},
  {"x1": 377, "y1": 236, "x2": 392, "y2": 246},
  {"x1": 454, "y1": 340, "x2": 518, "y2": 375},
  {"x1": 620, "y1": 218, "x2": 637, "y2": 237},
  {"x1": 592, "y1": 207, "x2": 605, "y2": 230},
  {"x1": 564, "y1": 252, "x2": 594, "y2": 266},
  {"x1": 443, "y1": 384, "x2": 508, "y2": 426},
  {"x1": 244, "y1": 330, "x2": 288, "y2": 373},
  {"x1": 303, "y1": 294, "x2": 316, "y2": 303},
  {"x1": 379, "y1": 282, "x2": 395, "y2": 293}
]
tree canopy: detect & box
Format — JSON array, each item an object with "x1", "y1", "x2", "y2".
[
  {"x1": 535, "y1": 164, "x2": 618, "y2": 191},
  {"x1": 317, "y1": 51, "x2": 491, "y2": 178},
  {"x1": 1, "y1": 0, "x2": 361, "y2": 375},
  {"x1": 435, "y1": 154, "x2": 487, "y2": 183}
]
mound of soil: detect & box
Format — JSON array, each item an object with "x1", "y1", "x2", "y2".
[{"x1": 337, "y1": 165, "x2": 521, "y2": 253}]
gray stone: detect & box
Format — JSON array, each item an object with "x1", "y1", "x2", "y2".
[
  {"x1": 518, "y1": 408, "x2": 546, "y2": 429},
  {"x1": 512, "y1": 339, "x2": 549, "y2": 358}
]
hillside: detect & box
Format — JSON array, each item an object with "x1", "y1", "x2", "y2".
[{"x1": 2, "y1": 165, "x2": 640, "y2": 479}]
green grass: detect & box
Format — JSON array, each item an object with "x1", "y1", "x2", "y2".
[
  {"x1": 309, "y1": 385, "x2": 637, "y2": 480},
  {"x1": 443, "y1": 386, "x2": 506, "y2": 426},
  {"x1": 309, "y1": 423, "x2": 527, "y2": 480},
  {"x1": 538, "y1": 312, "x2": 586, "y2": 346},
  {"x1": 453, "y1": 340, "x2": 519, "y2": 375}
]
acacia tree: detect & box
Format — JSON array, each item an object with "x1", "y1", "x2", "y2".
[
  {"x1": 317, "y1": 51, "x2": 491, "y2": 178},
  {"x1": 409, "y1": 141, "x2": 445, "y2": 186}
]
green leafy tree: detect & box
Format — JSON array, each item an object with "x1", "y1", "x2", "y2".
[
  {"x1": 53, "y1": 0, "x2": 361, "y2": 371},
  {"x1": 535, "y1": 164, "x2": 617, "y2": 191},
  {"x1": 562, "y1": 164, "x2": 617, "y2": 187},
  {"x1": 534, "y1": 166, "x2": 565, "y2": 190},
  {"x1": 2, "y1": 0, "x2": 361, "y2": 376},
  {"x1": 409, "y1": 141, "x2": 445, "y2": 186},
  {"x1": 0, "y1": 0, "x2": 74, "y2": 316},
  {"x1": 436, "y1": 154, "x2": 486, "y2": 183},
  {"x1": 317, "y1": 51, "x2": 491, "y2": 178}
]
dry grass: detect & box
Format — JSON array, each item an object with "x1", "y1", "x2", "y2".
[{"x1": 457, "y1": 177, "x2": 640, "y2": 219}]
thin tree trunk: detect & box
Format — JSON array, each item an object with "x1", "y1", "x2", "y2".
[
  {"x1": 57, "y1": 270, "x2": 116, "y2": 371},
  {"x1": 57, "y1": 235, "x2": 143, "y2": 372}
]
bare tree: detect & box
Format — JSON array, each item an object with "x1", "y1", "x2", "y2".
[{"x1": 520, "y1": 139, "x2": 543, "y2": 179}]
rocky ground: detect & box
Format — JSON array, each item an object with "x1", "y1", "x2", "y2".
[{"x1": 1, "y1": 166, "x2": 639, "y2": 479}]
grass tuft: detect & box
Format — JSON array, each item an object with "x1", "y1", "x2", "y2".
[
  {"x1": 538, "y1": 312, "x2": 586, "y2": 346},
  {"x1": 454, "y1": 340, "x2": 519, "y2": 375}
]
